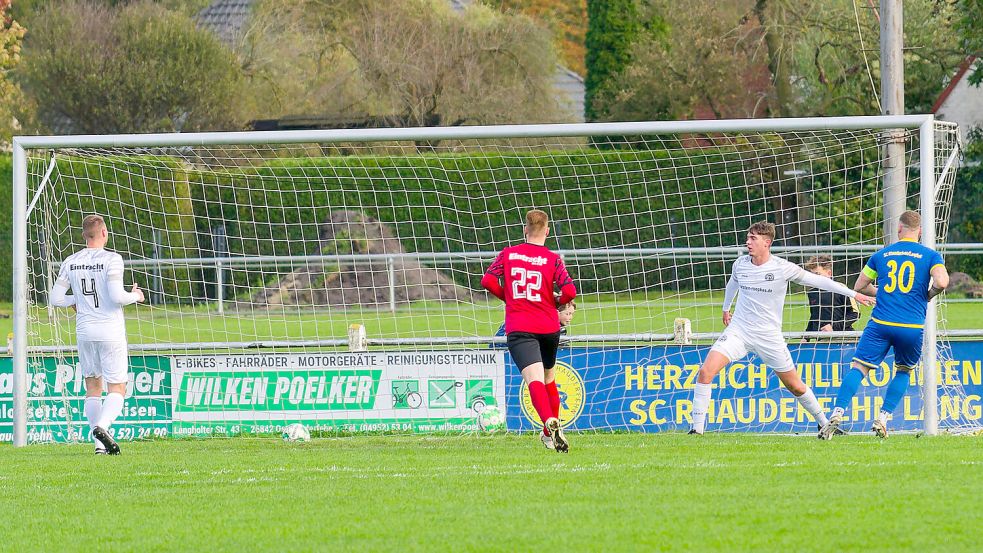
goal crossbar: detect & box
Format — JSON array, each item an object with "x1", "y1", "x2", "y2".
[{"x1": 13, "y1": 115, "x2": 934, "y2": 149}]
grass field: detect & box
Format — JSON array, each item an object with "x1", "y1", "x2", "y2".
[
  {"x1": 1, "y1": 433, "x2": 981, "y2": 552},
  {"x1": 3, "y1": 297, "x2": 982, "y2": 552}
]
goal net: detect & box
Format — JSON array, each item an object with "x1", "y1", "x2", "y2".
[{"x1": 8, "y1": 117, "x2": 979, "y2": 445}]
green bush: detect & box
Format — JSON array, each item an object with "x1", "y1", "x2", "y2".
[
  {"x1": 0, "y1": 154, "x2": 12, "y2": 303},
  {"x1": 188, "y1": 146, "x2": 885, "y2": 298}
]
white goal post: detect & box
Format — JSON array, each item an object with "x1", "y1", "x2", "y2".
[{"x1": 9, "y1": 115, "x2": 964, "y2": 446}]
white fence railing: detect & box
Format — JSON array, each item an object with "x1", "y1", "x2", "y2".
[{"x1": 42, "y1": 242, "x2": 983, "y2": 313}]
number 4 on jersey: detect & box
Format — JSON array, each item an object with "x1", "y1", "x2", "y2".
[{"x1": 81, "y1": 278, "x2": 99, "y2": 307}]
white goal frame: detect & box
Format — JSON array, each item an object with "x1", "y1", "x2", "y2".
[{"x1": 10, "y1": 115, "x2": 945, "y2": 445}]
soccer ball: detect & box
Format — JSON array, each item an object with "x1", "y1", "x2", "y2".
[
  {"x1": 477, "y1": 406, "x2": 506, "y2": 432},
  {"x1": 282, "y1": 423, "x2": 311, "y2": 442}
]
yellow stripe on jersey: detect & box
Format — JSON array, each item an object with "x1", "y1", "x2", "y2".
[
  {"x1": 852, "y1": 358, "x2": 880, "y2": 369},
  {"x1": 871, "y1": 317, "x2": 924, "y2": 329},
  {"x1": 931, "y1": 263, "x2": 945, "y2": 272},
  {"x1": 862, "y1": 265, "x2": 878, "y2": 279}
]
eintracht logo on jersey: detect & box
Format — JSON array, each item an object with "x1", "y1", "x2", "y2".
[{"x1": 520, "y1": 361, "x2": 585, "y2": 429}]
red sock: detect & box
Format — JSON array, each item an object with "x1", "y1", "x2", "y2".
[
  {"x1": 527, "y1": 381, "x2": 554, "y2": 429},
  {"x1": 545, "y1": 381, "x2": 561, "y2": 419}
]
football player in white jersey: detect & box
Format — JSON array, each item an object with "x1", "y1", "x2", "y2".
[
  {"x1": 49, "y1": 215, "x2": 144, "y2": 454},
  {"x1": 688, "y1": 221, "x2": 875, "y2": 435}
]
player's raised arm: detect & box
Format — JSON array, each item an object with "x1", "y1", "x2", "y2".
[
  {"x1": 852, "y1": 259, "x2": 879, "y2": 297},
  {"x1": 481, "y1": 251, "x2": 507, "y2": 301},
  {"x1": 790, "y1": 265, "x2": 874, "y2": 307}
]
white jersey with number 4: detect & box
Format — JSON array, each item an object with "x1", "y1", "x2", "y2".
[
  {"x1": 727, "y1": 255, "x2": 825, "y2": 333},
  {"x1": 56, "y1": 248, "x2": 131, "y2": 341}
]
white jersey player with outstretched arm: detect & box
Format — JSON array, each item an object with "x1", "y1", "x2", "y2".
[
  {"x1": 687, "y1": 221, "x2": 875, "y2": 436},
  {"x1": 50, "y1": 215, "x2": 144, "y2": 454}
]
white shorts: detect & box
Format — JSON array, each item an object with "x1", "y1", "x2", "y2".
[
  {"x1": 78, "y1": 340, "x2": 129, "y2": 384},
  {"x1": 710, "y1": 326, "x2": 795, "y2": 373}
]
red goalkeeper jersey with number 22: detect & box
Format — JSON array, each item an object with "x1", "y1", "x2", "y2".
[{"x1": 484, "y1": 243, "x2": 574, "y2": 334}]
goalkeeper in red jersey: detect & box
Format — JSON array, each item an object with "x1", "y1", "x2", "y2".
[{"x1": 482, "y1": 209, "x2": 577, "y2": 452}]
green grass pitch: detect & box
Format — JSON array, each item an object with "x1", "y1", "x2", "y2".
[
  {"x1": 2, "y1": 434, "x2": 981, "y2": 552},
  {"x1": 3, "y1": 299, "x2": 983, "y2": 551}
]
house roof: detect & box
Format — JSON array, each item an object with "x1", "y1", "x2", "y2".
[
  {"x1": 196, "y1": 0, "x2": 255, "y2": 46},
  {"x1": 932, "y1": 56, "x2": 978, "y2": 114}
]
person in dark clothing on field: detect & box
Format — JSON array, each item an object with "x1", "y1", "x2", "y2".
[{"x1": 803, "y1": 255, "x2": 860, "y2": 338}]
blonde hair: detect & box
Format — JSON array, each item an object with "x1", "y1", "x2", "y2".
[
  {"x1": 899, "y1": 210, "x2": 921, "y2": 231},
  {"x1": 525, "y1": 209, "x2": 549, "y2": 236},
  {"x1": 804, "y1": 255, "x2": 832, "y2": 272},
  {"x1": 82, "y1": 215, "x2": 106, "y2": 240},
  {"x1": 748, "y1": 221, "x2": 776, "y2": 241},
  {"x1": 558, "y1": 300, "x2": 576, "y2": 312}
]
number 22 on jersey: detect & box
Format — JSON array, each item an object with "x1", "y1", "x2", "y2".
[{"x1": 511, "y1": 267, "x2": 543, "y2": 302}]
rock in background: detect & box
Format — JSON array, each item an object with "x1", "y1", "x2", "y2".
[{"x1": 247, "y1": 210, "x2": 475, "y2": 308}]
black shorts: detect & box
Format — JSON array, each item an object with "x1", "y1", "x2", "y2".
[{"x1": 507, "y1": 331, "x2": 561, "y2": 373}]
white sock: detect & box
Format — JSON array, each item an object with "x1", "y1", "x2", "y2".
[
  {"x1": 831, "y1": 406, "x2": 845, "y2": 419},
  {"x1": 878, "y1": 410, "x2": 890, "y2": 425},
  {"x1": 691, "y1": 382, "x2": 713, "y2": 433},
  {"x1": 97, "y1": 392, "x2": 125, "y2": 430},
  {"x1": 84, "y1": 396, "x2": 104, "y2": 450},
  {"x1": 796, "y1": 387, "x2": 828, "y2": 426}
]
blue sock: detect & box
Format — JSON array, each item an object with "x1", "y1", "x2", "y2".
[
  {"x1": 881, "y1": 371, "x2": 911, "y2": 414},
  {"x1": 834, "y1": 368, "x2": 866, "y2": 412}
]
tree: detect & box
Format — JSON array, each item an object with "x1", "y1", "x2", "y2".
[
  {"x1": 594, "y1": 0, "x2": 965, "y2": 122},
  {"x1": 786, "y1": 0, "x2": 964, "y2": 116},
  {"x1": 0, "y1": 0, "x2": 26, "y2": 142},
  {"x1": 235, "y1": 0, "x2": 373, "y2": 121},
  {"x1": 592, "y1": 1, "x2": 759, "y2": 121},
  {"x1": 348, "y1": 0, "x2": 562, "y2": 126},
  {"x1": 584, "y1": 0, "x2": 649, "y2": 121},
  {"x1": 949, "y1": 0, "x2": 983, "y2": 278},
  {"x1": 20, "y1": 0, "x2": 248, "y2": 134},
  {"x1": 242, "y1": 0, "x2": 563, "y2": 127},
  {"x1": 955, "y1": 0, "x2": 983, "y2": 85},
  {"x1": 488, "y1": 0, "x2": 588, "y2": 76}
]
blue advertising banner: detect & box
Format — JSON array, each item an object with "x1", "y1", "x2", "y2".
[{"x1": 505, "y1": 342, "x2": 983, "y2": 433}]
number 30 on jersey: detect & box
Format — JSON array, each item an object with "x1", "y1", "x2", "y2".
[
  {"x1": 511, "y1": 267, "x2": 543, "y2": 302},
  {"x1": 883, "y1": 259, "x2": 915, "y2": 294}
]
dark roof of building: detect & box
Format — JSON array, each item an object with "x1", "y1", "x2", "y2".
[{"x1": 196, "y1": 0, "x2": 255, "y2": 46}]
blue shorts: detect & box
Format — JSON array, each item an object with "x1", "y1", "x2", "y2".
[{"x1": 852, "y1": 321, "x2": 924, "y2": 370}]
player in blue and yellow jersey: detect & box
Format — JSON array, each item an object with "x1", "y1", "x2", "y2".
[{"x1": 819, "y1": 211, "x2": 949, "y2": 439}]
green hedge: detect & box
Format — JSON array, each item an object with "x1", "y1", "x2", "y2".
[
  {"x1": 2, "y1": 143, "x2": 895, "y2": 303},
  {"x1": 0, "y1": 155, "x2": 11, "y2": 304},
  {"x1": 188, "y1": 145, "x2": 885, "y2": 298}
]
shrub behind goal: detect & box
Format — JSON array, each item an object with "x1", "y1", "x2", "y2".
[{"x1": 8, "y1": 116, "x2": 977, "y2": 446}]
